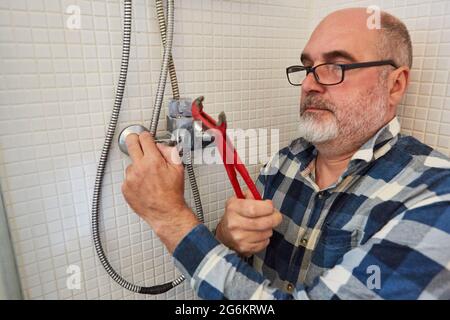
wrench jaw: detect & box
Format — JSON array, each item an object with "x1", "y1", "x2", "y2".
[
  {"x1": 192, "y1": 96, "x2": 220, "y2": 132},
  {"x1": 190, "y1": 95, "x2": 262, "y2": 200},
  {"x1": 194, "y1": 96, "x2": 205, "y2": 112},
  {"x1": 217, "y1": 111, "x2": 227, "y2": 128}
]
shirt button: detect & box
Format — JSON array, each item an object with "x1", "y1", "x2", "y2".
[
  {"x1": 317, "y1": 191, "x2": 327, "y2": 199},
  {"x1": 300, "y1": 238, "x2": 308, "y2": 246},
  {"x1": 287, "y1": 283, "x2": 294, "y2": 292}
]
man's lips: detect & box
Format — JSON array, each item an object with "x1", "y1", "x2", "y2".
[{"x1": 304, "y1": 107, "x2": 331, "y2": 112}]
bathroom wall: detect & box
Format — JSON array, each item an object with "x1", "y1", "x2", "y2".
[
  {"x1": 310, "y1": 0, "x2": 450, "y2": 157},
  {"x1": 0, "y1": 0, "x2": 310, "y2": 299},
  {"x1": 0, "y1": 184, "x2": 22, "y2": 299},
  {"x1": 1, "y1": 0, "x2": 449, "y2": 300}
]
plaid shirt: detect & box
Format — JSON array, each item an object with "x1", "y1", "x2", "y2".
[{"x1": 173, "y1": 117, "x2": 450, "y2": 299}]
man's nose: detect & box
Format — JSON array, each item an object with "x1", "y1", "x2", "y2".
[{"x1": 301, "y1": 72, "x2": 325, "y2": 94}]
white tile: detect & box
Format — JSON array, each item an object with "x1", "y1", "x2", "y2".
[{"x1": 28, "y1": 286, "x2": 43, "y2": 299}]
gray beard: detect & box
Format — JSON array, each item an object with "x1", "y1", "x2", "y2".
[
  {"x1": 297, "y1": 89, "x2": 388, "y2": 145},
  {"x1": 297, "y1": 112, "x2": 339, "y2": 143}
]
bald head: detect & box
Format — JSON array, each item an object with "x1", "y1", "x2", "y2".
[{"x1": 310, "y1": 8, "x2": 412, "y2": 68}]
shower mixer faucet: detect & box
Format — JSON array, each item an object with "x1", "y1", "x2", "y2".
[
  {"x1": 118, "y1": 98, "x2": 214, "y2": 157},
  {"x1": 118, "y1": 124, "x2": 177, "y2": 156}
]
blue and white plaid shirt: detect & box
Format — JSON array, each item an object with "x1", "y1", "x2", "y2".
[{"x1": 173, "y1": 117, "x2": 450, "y2": 299}]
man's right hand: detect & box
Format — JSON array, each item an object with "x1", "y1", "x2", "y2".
[{"x1": 215, "y1": 191, "x2": 283, "y2": 257}]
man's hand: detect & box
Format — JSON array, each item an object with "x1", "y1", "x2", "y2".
[
  {"x1": 215, "y1": 191, "x2": 282, "y2": 257},
  {"x1": 121, "y1": 131, "x2": 199, "y2": 253}
]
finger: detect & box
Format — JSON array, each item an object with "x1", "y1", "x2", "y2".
[
  {"x1": 125, "y1": 164, "x2": 133, "y2": 177},
  {"x1": 245, "y1": 230, "x2": 273, "y2": 243},
  {"x1": 138, "y1": 131, "x2": 164, "y2": 163},
  {"x1": 126, "y1": 133, "x2": 143, "y2": 161},
  {"x1": 228, "y1": 199, "x2": 274, "y2": 218},
  {"x1": 251, "y1": 239, "x2": 270, "y2": 252},
  {"x1": 234, "y1": 215, "x2": 275, "y2": 232},
  {"x1": 243, "y1": 191, "x2": 274, "y2": 212},
  {"x1": 156, "y1": 143, "x2": 182, "y2": 165},
  {"x1": 243, "y1": 189, "x2": 254, "y2": 200},
  {"x1": 240, "y1": 239, "x2": 270, "y2": 256},
  {"x1": 225, "y1": 195, "x2": 238, "y2": 209},
  {"x1": 272, "y1": 210, "x2": 283, "y2": 227}
]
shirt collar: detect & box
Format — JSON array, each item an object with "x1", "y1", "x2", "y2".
[
  {"x1": 288, "y1": 116, "x2": 401, "y2": 168},
  {"x1": 350, "y1": 116, "x2": 400, "y2": 163}
]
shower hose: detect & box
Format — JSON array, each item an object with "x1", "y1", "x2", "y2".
[{"x1": 91, "y1": 0, "x2": 204, "y2": 295}]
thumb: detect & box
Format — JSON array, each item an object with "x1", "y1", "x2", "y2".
[
  {"x1": 272, "y1": 209, "x2": 283, "y2": 227},
  {"x1": 243, "y1": 189, "x2": 255, "y2": 200},
  {"x1": 156, "y1": 143, "x2": 182, "y2": 165}
]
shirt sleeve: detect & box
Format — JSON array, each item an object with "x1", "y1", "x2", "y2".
[{"x1": 172, "y1": 197, "x2": 450, "y2": 300}]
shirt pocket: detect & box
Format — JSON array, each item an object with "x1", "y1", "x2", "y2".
[{"x1": 311, "y1": 225, "x2": 362, "y2": 269}]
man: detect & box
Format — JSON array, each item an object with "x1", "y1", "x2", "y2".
[{"x1": 122, "y1": 8, "x2": 450, "y2": 299}]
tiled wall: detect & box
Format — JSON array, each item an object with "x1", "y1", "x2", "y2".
[
  {"x1": 310, "y1": 0, "x2": 450, "y2": 157},
  {"x1": 0, "y1": 0, "x2": 310, "y2": 299},
  {"x1": 0, "y1": 0, "x2": 448, "y2": 300}
]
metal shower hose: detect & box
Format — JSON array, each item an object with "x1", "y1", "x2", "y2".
[{"x1": 91, "y1": 0, "x2": 204, "y2": 295}]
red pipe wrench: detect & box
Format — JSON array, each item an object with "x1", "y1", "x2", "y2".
[{"x1": 191, "y1": 96, "x2": 262, "y2": 200}]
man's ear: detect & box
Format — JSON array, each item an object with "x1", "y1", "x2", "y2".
[{"x1": 388, "y1": 66, "x2": 410, "y2": 109}]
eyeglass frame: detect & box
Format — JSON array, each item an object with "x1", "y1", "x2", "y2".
[{"x1": 286, "y1": 60, "x2": 398, "y2": 86}]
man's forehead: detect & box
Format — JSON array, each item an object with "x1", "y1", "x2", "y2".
[
  {"x1": 301, "y1": 49, "x2": 357, "y2": 63},
  {"x1": 302, "y1": 24, "x2": 378, "y2": 62},
  {"x1": 317, "y1": 7, "x2": 374, "y2": 31}
]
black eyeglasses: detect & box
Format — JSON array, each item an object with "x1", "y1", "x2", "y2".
[{"x1": 286, "y1": 60, "x2": 398, "y2": 86}]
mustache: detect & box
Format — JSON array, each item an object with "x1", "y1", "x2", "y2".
[{"x1": 300, "y1": 96, "x2": 335, "y2": 114}]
